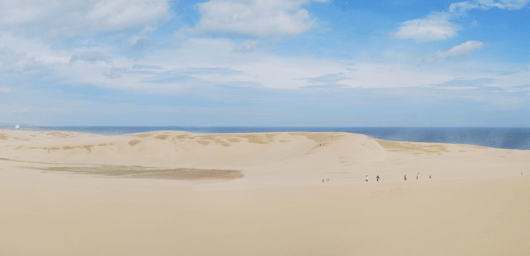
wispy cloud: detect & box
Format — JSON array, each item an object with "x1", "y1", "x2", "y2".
[
  {"x1": 394, "y1": 0, "x2": 530, "y2": 42},
  {"x1": 102, "y1": 70, "x2": 121, "y2": 79},
  {"x1": 486, "y1": 67, "x2": 530, "y2": 89},
  {"x1": 132, "y1": 64, "x2": 164, "y2": 70},
  {"x1": 11, "y1": 109, "x2": 30, "y2": 114},
  {"x1": 128, "y1": 36, "x2": 151, "y2": 56},
  {"x1": 431, "y1": 78, "x2": 494, "y2": 90},
  {"x1": 435, "y1": 41, "x2": 484, "y2": 59},
  {"x1": 503, "y1": 84, "x2": 530, "y2": 93},
  {"x1": 70, "y1": 51, "x2": 111, "y2": 64},
  {"x1": 233, "y1": 40, "x2": 261, "y2": 53},
  {"x1": 306, "y1": 73, "x2": 349, "y2": 85},
  {"x1": 0, "y1": 88, "x2": 11, "y2": 93},
  {"x1": 471, "y1": 0, "x2": 530, "y2": 10},
  {"x1": 140, "y1": 67, "x2": 247, "y2": 85},
  {"x1": 0, "y1": 47, "x2": 43, "y2": 73},
  {"x1": 394, "y1": 12, "x2": 460, "y2": 42}
]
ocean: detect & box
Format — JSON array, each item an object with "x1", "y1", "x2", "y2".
[{"x1": 3, "y1": 126, "x2": 530, "y2": 150}]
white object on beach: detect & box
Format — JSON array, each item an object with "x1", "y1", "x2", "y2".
[{"x1": 15, "y1": 125, "x2": 19, "y2": 129}]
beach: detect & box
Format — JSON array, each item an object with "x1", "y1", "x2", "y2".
[{"x1": 1, "y1": 130, "x2": 529, "y2": 255}]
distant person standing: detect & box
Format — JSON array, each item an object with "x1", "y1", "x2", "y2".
[
  {"x1": 429, "y1": 175, "x2": 431, "y2": 180},
  {"x1": 416, "y1": 173, "x2": 419, "y2": 180},
  {"x1": 376, "y1": 175, "x2": 380, "y2": 182},
  {"x1": 404, "y1": 174, "x2": 407, "y2": 181},
  {"x1": 327, "y1": 179, "x2": 329, "y2": 183},
  {"x1": 365, "y1": 175, "x2": 368, "y2": 182},
  {"x1": 322, "y1": 179, "x2": 324, "y2": 183}
]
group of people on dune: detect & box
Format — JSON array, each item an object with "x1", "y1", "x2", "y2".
[
  {"x1": 363, "y1": 173, "x2": 432, "y2": 182},
  {"x1": 321, "y1": 173, "x2": 435, "y2": 183},
  {"x1": 322, "y1": 171, "x2": 526, "y2": 183},
  {"x1": 402, "y1": 173, "x2": 431, "y2": 181}
]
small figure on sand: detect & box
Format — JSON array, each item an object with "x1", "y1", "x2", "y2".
[
  {"x1": 376, "y1": 175, "x2": 379, "y2": 182},
  {"x1": 522, "y1": 172, "x2": 524, "y2": 176},
  {"x1": 365, "y1": 175, "x2": 368, "y2": 182},
  {"x1": 429, "y1": 175, "x2": 431, "y2": 180},
  {"x1": 404, "y1": 174, "x2": 407, "y2": 181},
  {"x1": 327, "y1": 179, "x2": 329, "y2": 183},
  {"x1": 416, "y1": 173, "x2": 419, "y2": 180},
  {"x1": 322, "y1": 179, "x2": 324, "y2": 183}
]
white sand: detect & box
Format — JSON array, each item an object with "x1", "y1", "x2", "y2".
[{"x1": 1, "y1": 130, "x2": 529, "y2": 255}]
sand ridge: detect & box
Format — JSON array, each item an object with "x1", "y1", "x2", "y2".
[{"x1": 0, "y1": 130, "x2": 528, "y2": 182}]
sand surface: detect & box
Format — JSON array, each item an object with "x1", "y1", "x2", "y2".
[{"x1": 1, "y1": 130, "x2": 529, "y2": 255}]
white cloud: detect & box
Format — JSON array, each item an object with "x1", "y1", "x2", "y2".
[
  {"x1": 394, "y1": 12, "x2": 459, "y2": 42},
  {"x1": 436, "y1": 86, "x2": 478, "y2": 90},
  {"x1": 447, "y1": 1, "x2": 481, "y2": 14},
  {"x1": 11, "y1": 109, "x2": 30, "y2": 114},
  {"x1": 0, "y1": 47, "x2": 42, "y2": 73},
  {"x1": 486, "y1": 67, "x2": 530, "y2": 89},
  {"x1": 56, "y1": 37, "x2": 456, "y2": 91},
  {"x1": 69, "y1": 51, "x2": 111, "y2": 64},
  {"x1": 128, "y1": 36, "x2": 151, "y2": 55},
  {"x1": 306, "y1": 73, "x2": 349, "y2": 85},
  {"x1": 421, "y1": 56, "x2": 437, "y2": 64},
  {"x1": 448, "y1": 0, "x2": 530, "y2": 12},
  {"x1": 129, "y1": 36, "x2": 149, "y2": 47},
  {"x1": 0, "y1": 88, "x2": 11, "y2": 93},
  {"x1": 140, "y1": 26, "x2": 157, "y2": 35},
  {"x1": 435, "y1": 41, "x2": 484, "y2": 59},
  {"x1": 233, "y1": 40, "x2": 261, "y2": 52},
  {"x1": 503, "y1": 84, "x2": 530, "y2": 93},
  {"x1": 0, "y1": 0, "x2": 171, "y2": 38},
  {"x1": 172, "y1": 31, "x2": 189, "y2": 47},
  {"x1": 103, "y1": 69, "x2": 122, "y2": 79},
  {"x1": 475, "y1": 0, "x2": 530, "y2": 10},
  {"x1": 195, "y1": 0, "x2": 325, "y2": 39},
  {"x1": 0, "y1": 29, "x2": 523, "y2": 101},
  {"x1": 395, "y1": 0, "x2": 530, "y2": 42}
]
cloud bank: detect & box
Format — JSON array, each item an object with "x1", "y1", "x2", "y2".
[{"x1": 0, "y1": 0, "x2": 171, "y2": 38}]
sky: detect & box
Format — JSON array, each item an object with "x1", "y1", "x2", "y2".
[{"x1": 0, "y1": 0, "x2": 529, "y2": 127}]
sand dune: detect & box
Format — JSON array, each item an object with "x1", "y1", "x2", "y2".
[
  {"x1": 0, "y1": 130, "x2": 529, "y2": 255},
  {"x1": 0, "y1": 130, "x2": 527, "y2": 182}
]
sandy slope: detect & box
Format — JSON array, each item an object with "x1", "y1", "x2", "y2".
[{"x1": 1, "y1": 130, "x2": 529, "y2": 255}]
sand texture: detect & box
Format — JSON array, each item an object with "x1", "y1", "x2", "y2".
[{"x1": 1, "y1": 130, "x2": 529, "y2": 255}]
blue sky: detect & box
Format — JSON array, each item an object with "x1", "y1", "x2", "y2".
[{"x1": 1, "y1": 0, "x2": 529, "y2": 126}]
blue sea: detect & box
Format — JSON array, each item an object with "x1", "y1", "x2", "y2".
[{"x1": 5, "y1": 126, "x2": 530, "y2": 150}]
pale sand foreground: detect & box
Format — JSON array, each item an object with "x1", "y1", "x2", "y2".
[{"x1": 1, "y1": 130, "x2": 529, "y2": 255}]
